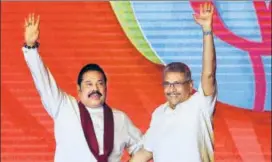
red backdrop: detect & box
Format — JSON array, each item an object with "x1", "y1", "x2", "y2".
[{"x1": 1, "y1": 2, "x2": 271, "y2": 162}]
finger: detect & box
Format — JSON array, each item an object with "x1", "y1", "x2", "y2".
[
  {"x1": 193, "y1": 13, "x2": 200, "y2": 19},
  {"x1": 200, "y1": 4, "x2": 204, "y2": 15},
  {"x1": 31, "y1": 13, "x2": 35, "y2": 25},
  {"x1": 207, "y1": 2, "x2": 211, "y2": 11},
  {"x1": 35, "y1": 15, "x2": 40, "y2": 29},
  {"x1": 204, "y1": 2, "x2": 207, "y2": 13},
  {"x1": 24, "y1": 18, "x2": 28, "y2": 27},
  {"x1": 192, "y1": 14, "x2": 200, "y2": 24},
  {"x1": 28, "y1": 13, "x2": 31, "y2": 24},
  {"x1": 37, "y1": 31, "x2": 40, "y2": 39},
  {"x1": 211, "y1": 4, "x2": 214, "y2": 14}
]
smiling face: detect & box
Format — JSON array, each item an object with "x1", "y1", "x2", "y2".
[
  {"x1": 77, "y1": 70, "x2": 107, "y2": 108},
  {"x1": 163, "y1": 72, "x2": 193, "y2": 109},
  {"x1": 162, "y1": 62, "x2": 193, "y2": 109}
]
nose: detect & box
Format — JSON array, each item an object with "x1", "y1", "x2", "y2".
[
  {"x1": 169, "y1": 84, "x2": 177, "y2": 92},
  {"x1": 92, "y1": 84, "x2": 98, "y2": 91}
]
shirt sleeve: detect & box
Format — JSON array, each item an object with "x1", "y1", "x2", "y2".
[
  {"x1": 22, "y1": 47, "x2": 68, "y2": 119},
  {"x1": 142, "y1": 111, "x2": 157, "y2": 153},
  {"x1": 123, "y1": 113, "x2": 143, "y2": 155},
  {"x1": 197, "y1": 80, "x2": 218, "y2": 117},
  {"x1": 142, "y1": 128, "x2": 153, "y2": 153}
]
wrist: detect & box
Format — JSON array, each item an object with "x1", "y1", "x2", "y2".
[
  {"x1": 202, "y1": 26, "x2": 213, "y2": 36},
  {"x1": 24, "y1": 42, "x2": 40, "y2": 49},
  {"x1": 202, "y1": 26, "x2": 212, "y2": 32},
  {"x1": 203, "y1": 30, "x2": 213, "y2": 36}
]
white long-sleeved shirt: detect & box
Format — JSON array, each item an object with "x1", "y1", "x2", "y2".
[
  {"x1": 144, "y1": 82, "x2": 217, "y2": 162},
  {"x1": 22, "y1": 47, "x2": 142, "y2": 162}
]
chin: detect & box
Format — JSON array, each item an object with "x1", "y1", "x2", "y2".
[
  {"x1": 170, "y1": 103, "x2": 178, "y2": 107},
  {"x1": 88, "y1": 104, "x2": 102, "y2": 108},
  {"x1": 169, "y1": 100, "x2": 181, "y2": 106},
  {"x1": 85, "y1": 101, "x2": 101, "y2": 107}
]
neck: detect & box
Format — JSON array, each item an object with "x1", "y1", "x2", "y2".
[
  {"x1": 86, "y1": 105, "x2": 103, "y2": 109},
  {"x1": 169, "y1": 94, "x2": 193, "y2": 109},
  {"x1": 80, "y1": 101, "x2": 105, "y2": 109},
  {"x1": 169, "y1": 103, "x2": 176, "y2": 110}
]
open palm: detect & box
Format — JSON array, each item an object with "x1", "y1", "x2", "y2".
[
  {"x1": 193, "y1": 2, "x2": 214, "y2": 30},
  {"x1": 24, "y1": 14, "x2": 40, "y2": 46}
]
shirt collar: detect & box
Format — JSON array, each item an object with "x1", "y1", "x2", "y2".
[
  {"x1": 163, "y1": 102, "x2": 182, "y2": 114},
  {"x1": 86, "y1": 106, "x2": 104, "y2": 113}
]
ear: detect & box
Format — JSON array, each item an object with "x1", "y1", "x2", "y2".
[
  {"x1": 77, "y1": 84, "x2": 81, "y2": 92},
  {"x1": 77, "y1": 85, "x2": 81, "y2": 98},
  {"x1": 189, "y1": 81, "x2": 194, "y2": 93}
]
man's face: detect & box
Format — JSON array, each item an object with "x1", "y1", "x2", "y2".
[
  {"x1": 163, "y1": 72, "x2": 193, "y2": 109},
  {"x1": 77, "y1": 71, "x2": 106, "y2": 108}
]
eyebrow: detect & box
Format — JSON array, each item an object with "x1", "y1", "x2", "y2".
[
  {"x1": 84, "y1": 80, "x2": 104, "y2": 83},
  {"x1": 164, "y1": 80, "x2": 183, "y2": 83},
  {"x1": 164, "y1": 79, "x2": 191, "y2": 83},
  {"x1": 97, "y1": 80, "x2": 104, "y2": 83}
]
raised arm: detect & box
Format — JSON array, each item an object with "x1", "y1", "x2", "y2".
[
  {"x1": 23, "y1": 14, "x2": 66, "y2": 119},
  {"x1": 193, "y1": 3, "x2": 216, "y2": 96}
]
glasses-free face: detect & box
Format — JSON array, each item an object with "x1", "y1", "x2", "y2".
[
  {"x1": 77, "y1": 71, "x2": 107, "y2": 108},
  {"x1": 163, "y1": 72, "x2": 193, "y2": 109}
]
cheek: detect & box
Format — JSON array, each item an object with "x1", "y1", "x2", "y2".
[
  {"x1": 99, "y1": 87, "x2": 106, "y2": 95},
  {"x1": 79, "y1": 91, "x2": 87, "y2": 98},
  {"x1": 163, "y1": 89, "x2": 169, "y2": 95},
  {"x1": 80, "y1": 88, "x2": 90, "y2": 96},
  {"x1": 184, "y1": 86, "x2": 191, "y2": 93}
]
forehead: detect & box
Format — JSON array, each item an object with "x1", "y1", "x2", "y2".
[
  {"x1": 164, "y1": 72, "x2": 186, "y2": 81},
  {"x1": 82, "y1": 71, "x2": 104, "y2": 82}
]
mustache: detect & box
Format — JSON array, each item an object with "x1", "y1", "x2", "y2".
[
  {"x1": 167, "y1": 93, "x2": 181, "y2": 96},
  {"x1": 88, "y1": 91, "x2": 102, "y2": 98}
]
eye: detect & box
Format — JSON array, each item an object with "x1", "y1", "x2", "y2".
[
  {"x1": 86, "y1": 83, "x2": 92, "y2": 87},
  {"x1": 97, "y1": 81, "x2": 105, "y2": 86},
  {"x1": 163, "y1": 82, "x2": 170, "y2": 87},
  {"x1": 173, "y1": 82, "x2": 182, "y2": 86}
]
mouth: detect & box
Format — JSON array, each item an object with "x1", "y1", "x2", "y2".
[
  {"x1": 88, "y1": 93, "x2": 102, "y2": 100},
  {"x1": 167, "y1": 93, "x2": 180, "y2": 97}
]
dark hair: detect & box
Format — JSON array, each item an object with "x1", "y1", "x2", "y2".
[
  {"x1": 77, "y1": 64, "x2": 107, "y2": 86},
  {"x1": 163, "y1": 62, "x2": 191, "y2": 81}
]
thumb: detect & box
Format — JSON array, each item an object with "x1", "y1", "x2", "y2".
[
  {"x1": 193, "y1": 14, "x2": 200, "y2": 19},
  {"x1": 192, "y1": 14, "x2": 200, "y2": 24}
]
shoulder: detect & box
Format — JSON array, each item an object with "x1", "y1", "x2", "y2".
[
  {"x1": 112, "y1": 108, "x2": 127, "y2": 116},
  {"x1": 111, "y1": 108, "x2": 132, "y2": 122},
  {"x1": 150, "y1": 103, "x2": 167, "y2": 119}
]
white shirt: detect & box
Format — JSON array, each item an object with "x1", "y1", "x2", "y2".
[
  {"x1": 23, "y1": 48, "x2": 143, "y2": 162},
  {"x1": 144, "y1": 82, "x2": 217, "y2": 162}
]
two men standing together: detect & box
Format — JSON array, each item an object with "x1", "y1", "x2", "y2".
[{"x1": 22, "y1": 2, "x2": 217, "y2": 162}]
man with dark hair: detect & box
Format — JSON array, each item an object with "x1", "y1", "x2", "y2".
[
  {"x1": 130, "y1": 2, "x2": 217, "y2": 162},
  {"x1": 22, "y1": 14, "x2": 142, "y2": 162}
]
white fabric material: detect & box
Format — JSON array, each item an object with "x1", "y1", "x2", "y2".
[
  {"x1": 23, "y1": 48, "x2": 142, "y2": 162},
  {"x1": 144, "y1": 82, "x2": 217, "y2": 162}
]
